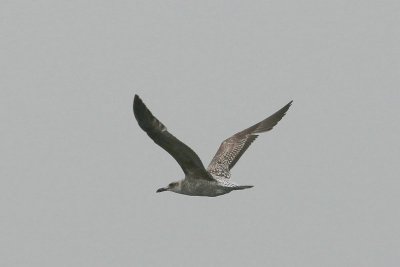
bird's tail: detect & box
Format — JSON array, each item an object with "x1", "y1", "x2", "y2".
[{"x1": 232, "y1": 185, "x2": 254, "y2": 190}]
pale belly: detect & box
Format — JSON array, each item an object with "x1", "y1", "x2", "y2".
[{"x1": 179, "y1": 180, "x2": 233, "y2": 197}]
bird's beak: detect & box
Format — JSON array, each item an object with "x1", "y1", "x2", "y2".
[{"x1": 156, "y1": 187, "x2": 168, "y2": 193}]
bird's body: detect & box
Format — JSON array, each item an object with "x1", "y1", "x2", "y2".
[
  {"x1": 170, "y1": 176, "x2": 253, "y2": 197},
  {"x1": 133, "y1": 95, "x2": 292, "y2": 197}
]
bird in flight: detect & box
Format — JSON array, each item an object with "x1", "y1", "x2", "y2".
[{"x1": 133, "y1": 95, "x2": 292, "y2": 197}]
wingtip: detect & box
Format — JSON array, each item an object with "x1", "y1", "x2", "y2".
[
  {"x1": 133, "y1": 94, "x2": 145, "y2": 119},
  {"x1": 283, "y1": 100, "x2": 293, "y2": 111},
  {"x1": 279, "y1": 100, "x2": 293, "y2": 113},
  {"x1": 133, "y1": 94, "x2": 165, "y2": 132},
  {"x1": 133, "y1": 94, "x2": 146, "y2": 112},
  {"x1": 134, "y1": 94, "x2": 141, "y2": 105}
]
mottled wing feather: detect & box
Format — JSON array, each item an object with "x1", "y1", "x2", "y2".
[
  {"x1": 207, "y1": 101, "x2": 293, "y2": 179},
  {"x1": 133, "y1": 95, "x2": 214, "y2": 181}
]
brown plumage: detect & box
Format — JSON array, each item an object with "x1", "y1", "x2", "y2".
[
  {"x1": 207, "y1": 101, "x2": 293, "y2": 178},
  {"x1": 133, "y1": 94, "x2": 292, "y2": 196}
]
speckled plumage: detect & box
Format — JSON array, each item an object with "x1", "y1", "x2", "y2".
[{"x1": 133, "y1": 95, "x2": 292, "y2": 197}]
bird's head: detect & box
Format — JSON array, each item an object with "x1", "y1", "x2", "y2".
[{"x1": 156, "y1": 181, "x2": 181, "y2": 193}]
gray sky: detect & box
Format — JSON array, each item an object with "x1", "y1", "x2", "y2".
[{"x1": 1, "y1": 1, "x2": 400, "y2": 266}]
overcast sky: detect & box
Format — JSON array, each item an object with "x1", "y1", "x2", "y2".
[{"x1": 1, "y1": 1, "x2": 400, "y2": 266}]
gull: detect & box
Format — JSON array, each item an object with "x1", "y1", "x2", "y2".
[{"x1": 133, "y1": 95, "x2": 292, "y2": 197}]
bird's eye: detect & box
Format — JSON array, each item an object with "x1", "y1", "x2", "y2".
[{"x1": 169, "y1": 182, "x2": 176, "y2": 187}]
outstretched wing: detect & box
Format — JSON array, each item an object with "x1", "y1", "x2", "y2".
[
  {"x1": 133, "y1": 95, "x2": 214, "y2": 181},
  {"x1": 207, "y1": 101, "x2": 292, "y2": 178}
]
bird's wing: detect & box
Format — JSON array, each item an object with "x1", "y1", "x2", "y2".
[
  {"x1": 133, "y1": 95, "x2": 214, "y2": 181},
  {"x1": 207, "y1": 101, "x2": 292, "y2": 179}
]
